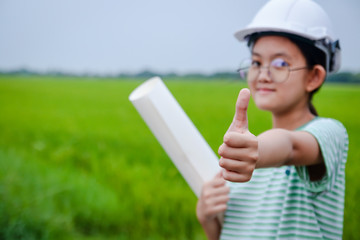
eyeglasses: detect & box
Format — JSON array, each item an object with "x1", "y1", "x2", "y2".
[{"x1": 237, "y1": 58, "x2": 308, "y2": 83}]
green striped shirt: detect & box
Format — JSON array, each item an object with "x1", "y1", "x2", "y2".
[{"x1": 220, "y1": 117, "x2": 348, "y2": 240}]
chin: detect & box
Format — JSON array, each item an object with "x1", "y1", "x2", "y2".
[
  {"x1": 255, "y1": 103, "x2": 273, "y2": 112},
  {"x1": 258, "y1": 107, "x2": 273, "y2": 113},
  {"x1": 253, "y1": 98, "x2": 274, "y2": 111}
]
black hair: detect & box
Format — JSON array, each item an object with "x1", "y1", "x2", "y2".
[
  {"x1": 287, "y1": 36, "x2": 326, "y2": 116},
  {"x1": 247, "y1": 32, "x2": 327, "y2": 116}
]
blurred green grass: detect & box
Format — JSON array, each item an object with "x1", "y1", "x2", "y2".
[{"x1": 0, "y1": 76, "x2": 359, "y2": 239}]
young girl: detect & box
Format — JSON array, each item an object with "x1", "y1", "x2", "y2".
[{"x1": 196, "y1": 0, "x2": 348, "y2": 239}]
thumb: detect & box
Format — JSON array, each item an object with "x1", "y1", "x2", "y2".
[{"x1": 229, "y1": 88, "x2": 250, "y2": 132}]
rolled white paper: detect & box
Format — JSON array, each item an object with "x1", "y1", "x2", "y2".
[{"x1": 129, "y1": 77, "x2": 220, "y2": 197}]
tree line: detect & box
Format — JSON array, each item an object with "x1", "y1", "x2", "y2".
[{"x1": 0, "y1": 68, "x2": 359, "y2": 83}]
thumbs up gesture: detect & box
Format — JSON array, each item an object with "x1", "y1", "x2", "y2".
[{"x1": 218, "y1": 88, "x2": 259, "y2": 182}]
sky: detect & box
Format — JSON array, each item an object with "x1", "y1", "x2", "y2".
[{"x1": 0, "y1": 0, "x2": 359, "y2": 75}]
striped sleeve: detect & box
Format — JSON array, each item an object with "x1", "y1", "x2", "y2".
[{"x1": 296, "y1": 117, "x2": 348, "y2": 192}]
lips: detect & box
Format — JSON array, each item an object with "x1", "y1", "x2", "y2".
[{"x1": 256, "y1": 87, "x2": 275, "y2": 93}]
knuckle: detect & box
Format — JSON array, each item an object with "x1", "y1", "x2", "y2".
[
  {"x1": 243, "y1": 162, "x2": 255, "y2": 175},
  {"x1": 224, "y1": 186, "x2": 230, "y2": 194},
  {"x1": 244, "y1": 176, "x2": 252, "y2": 182},
  {"x1": 218, "y1": 144, "x2": 225, "y2": 156},
  {"x1": 219, "y1": 158, "x2": 226, "y2": 168},
  {"x1": 204, "y1": 199, "x2": 212, "y2": 207},
  {"x1": 203, "y1": 181, "x2": 211, "y2": 189},
  {"x1": 223, "y1": 133, "x2": 231, "y2": 144},
  {"x1": 249, "y1": 137, "x2": 257, "y2": 146},
  {"x1": 202, "y1": 186, "x2": 212, "y2": 197},
  {"x1": 249, "y1": 152, "x2": 258, "y2": 163},
  {"x1": 222, "y1": 170, "x2": 229, "y2": 180},
  {"x1": 203, "y1": 190, "x2": 211, "y2": 199},
  {"x1": 242, "y1": 174, "x2": 252, "y2": 182}
]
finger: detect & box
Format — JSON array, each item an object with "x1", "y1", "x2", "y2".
[
  {"x1": 215, "y1": 170, "x2": 223, "y2": 179},
  {"x1": 219, "y1": 157, "x2": 255, "y2": 174},
  {"x1": 203, "y1": 191, "x2": 230, "y2": 208},
  {"x1": 203, "y1": 186, "x2": 230, "y2": 201},
  {"x1": 203, "y1": 171, "x2": 227, "y2": 191},
  {"x1": 229, "y1": 88, "x2": 250, "y2": 132},
  {"x1": 202, "y1": 181, "x2": 230, "y2": 199},
  {"x1": 219, "y1": 135, "x2": 258, "y2": 159},
  {"x1": 222, "y1": 131, "x2": 256, "y2": 148},
  {"x1": 208, "y1": 194, "x2": 230, "y2": 206},
  {"x1": 222, "y1": 169, "x2": 253, "y2": 183},
  {"x1": 205, "y1": 203, "x2": 228, "y2": 217},
  {"x1": 219, "y1": 145, "x2": 258, "y2": 163},
  {"x1": 210, "y1": 173, "x2": 228, "y2": 188}
]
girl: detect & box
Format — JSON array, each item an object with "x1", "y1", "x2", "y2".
[{"x1": 196, "y1": 0, "x2": 348, "y2": 239}]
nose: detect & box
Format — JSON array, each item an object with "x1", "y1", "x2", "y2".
[{"x1": 257, "y1": 67, "x2": 272, "y2": 82}]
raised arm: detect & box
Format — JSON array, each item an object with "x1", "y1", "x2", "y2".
[{"x1": 218, "y1": 88, "x2": 324, "y2": 182}]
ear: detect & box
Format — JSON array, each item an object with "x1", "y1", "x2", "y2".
[{"x1": 306, "y1": 65, "x2": 326, "y2": 92}]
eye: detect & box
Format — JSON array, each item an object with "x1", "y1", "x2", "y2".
[
  {"x1": 271, "y1": 58, "x2": 289, "y2": 68},
  {"x1": 251, "y1": 60, "x2": 261, "y2": 68}
]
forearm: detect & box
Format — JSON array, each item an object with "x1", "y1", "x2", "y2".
[
  {"x1": 256, "y1": 128, "x2": 322, "y2": 168},
  {"x1": 199, "y1": 218, "x2": 222, "y2": 240},
  {"x1": 256, "y1": 129, "x2": 294, "y2": 168},
  {"x1": 196, "y1": 171, "x2": 229, "y2": 239}
]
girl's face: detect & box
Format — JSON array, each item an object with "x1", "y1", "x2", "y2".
[{"x1": 248, "y1": 35, "x2": 310, "y2": 115}]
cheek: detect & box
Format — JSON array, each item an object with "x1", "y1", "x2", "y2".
[
  {"x1": 283, "y1": 78, "x2": 307, "y2": 97},
  {"x1": 276, "y1": 82, "x2": 308, "y2": 108}
]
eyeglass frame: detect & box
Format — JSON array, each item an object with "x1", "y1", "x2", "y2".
[{"x1": 237, "y1": 58, "x2": 309, "y2": 83}]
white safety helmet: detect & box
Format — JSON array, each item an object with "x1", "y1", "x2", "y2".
[{"x1": 235, "y1": 0, "x2": 341, "y2": 73}]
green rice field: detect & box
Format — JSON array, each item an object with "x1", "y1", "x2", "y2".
[{"x1": 0, "y1": 75, "x2": 359, "y2": 239}]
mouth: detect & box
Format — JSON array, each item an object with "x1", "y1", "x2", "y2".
[{"x1": 256, "y1": 87, "x2": 275, "y2": 93}]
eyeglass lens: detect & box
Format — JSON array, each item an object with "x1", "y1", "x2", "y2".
[{"x1": 238, "y1": 58, "x2": 290, "y2": 83}]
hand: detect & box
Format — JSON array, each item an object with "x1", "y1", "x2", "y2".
[
  {"x1": 196, "y1": 171, "x2": 230, "y2": 224},
  {"x1": 218, "y1": 88, "x2": 259, "y2": 182}
]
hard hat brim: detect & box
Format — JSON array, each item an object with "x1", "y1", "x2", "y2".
[{"x1": 234, "y1": 27, "x2": 325, "y2": 43}]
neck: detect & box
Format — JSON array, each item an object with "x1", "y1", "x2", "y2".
[{"x1": 272, "y1": 107, "x2": 315, "y2": 130}]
